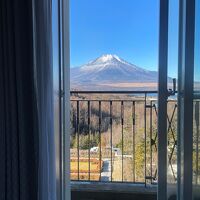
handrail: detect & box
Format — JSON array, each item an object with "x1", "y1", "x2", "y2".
[
  {"x1": 70, "y1": 90, "x2": 158, "y2": 94},
  {"x1": 70, "y1": 90, "x2": 178, "y2": 95}
]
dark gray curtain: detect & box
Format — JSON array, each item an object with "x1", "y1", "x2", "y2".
[{"x1": 0, "y1": 0, "x2": 56, "y2": 199}]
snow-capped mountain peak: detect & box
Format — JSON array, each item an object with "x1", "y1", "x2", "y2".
[
  {"x1": 90, "y1": 54, "x2": 130, "y2": 66},
  {"x1": 94, "y1": 54, "x2": 121, "y2": 63},
  {"x1": 71, "y1": 54, "x2": 158, "y2": 85},
  {"x1": 80, "y1": 54, "x2": 141, "y2": 73}
]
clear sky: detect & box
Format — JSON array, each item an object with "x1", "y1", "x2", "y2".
[
  {"x1": 70, "y1": 0, "x2": 179, "y2": 78},
  {"x1": 194, "y1": 0, "x2": 200, "y2": 82}
]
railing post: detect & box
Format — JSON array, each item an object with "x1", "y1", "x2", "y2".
[
  {"x1": 144, "y1": 93, "x2": 147, "y2": 186},
  {"x1": 88, "y1": 101, "x2": 91, "y2": 181},
  {"x1": 99, "y1": 101, "x2": 102, "y2": 181},
  {"x1": 77, "y1": 101, "x2": 80, "y2": 180},
  {"x1": 110, "y1": 101, "x2": 113, "y2": 182},
  {"x1": 121, "y1": 101, "x2": 124, "y2": 182},
  {"x1": 150, "y1": 101, "x2": 153, "y2": 184},
  {"x1": 132, "y1": 101, "x2": 136, "y2": 182}
]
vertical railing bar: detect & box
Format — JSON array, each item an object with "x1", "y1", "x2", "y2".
[
  {"x1": 150, "y1": 101, "x2": 153, "y2": 184},
  {"x1": 132, "y1": 101, "x2": 136, "y2": 182},
  {"x1": 121, "y1": 101, "x2": 124, "y2": 182},
  {"x1": 99, "y1": 101, "x2": 102, "y2": 181},
  {"x1": 77, "y1": 100, "x2": 80, "y2": 181},
  {"x1": 88, "y1": 101, "x2": 90, "y2": 181},
  {"x1": 110, "y1": 101, "x2": 113, "y2": 182},
  {"x1": 144, "y1": 93, "x2": 147, "y2": 186}
]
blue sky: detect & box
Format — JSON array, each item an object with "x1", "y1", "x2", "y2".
[
  {"x1": 195, "y1": 0, "x2": 200, "y2": 81},
  {"x1": 70, "y1": 0, "x2": 179, "y2": 78}
]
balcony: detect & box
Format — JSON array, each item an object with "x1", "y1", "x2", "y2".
[{"x1": 70, "y1": 91, "x2": 178, "y2": 199}]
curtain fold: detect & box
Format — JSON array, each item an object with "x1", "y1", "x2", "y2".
[
  {"x1": 0, "y1": 0, "x2": 56, "y2": 199},
  {"x1": 32, "y1": 0, "x2": 56, "y2": 199}
]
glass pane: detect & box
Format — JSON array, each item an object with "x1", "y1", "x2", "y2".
[
  {"x1": 52, "y1": 0, "x2": 61, "y2": 198},
  {"x1": 167, "y1": 0, "x2": 179, "y2": 199},
  {"x1": 193, "y1": 0, "x2": 200, "y2": 199},
  {"x1": 70, "y1": 0, "x2": 160, "y2": 187}
]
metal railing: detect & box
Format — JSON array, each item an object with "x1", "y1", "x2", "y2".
[{"x1": 70, "y1": 91, "x2": 178, "y2": 185}]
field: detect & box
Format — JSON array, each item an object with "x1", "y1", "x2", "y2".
[
  {"x1": 71, "y1": 173, "x2": 100, "y2": 181},
  {"x1": 70, "y1": 158, "x2": 102, "y2": 181},
  {"x1": 98, "y1": 82, "x2": 158, "y2": 89}
]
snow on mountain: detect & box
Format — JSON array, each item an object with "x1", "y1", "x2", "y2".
[{"x1": 71, "y1": 54, "x2": 158, "y2": 86}]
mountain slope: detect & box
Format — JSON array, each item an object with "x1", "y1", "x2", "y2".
[{"x1": 71, "y1": 54, "x2": 159, "y2": 90}]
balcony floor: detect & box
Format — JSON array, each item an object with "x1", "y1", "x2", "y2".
[{"x1": 71, "y1": 182, "x2": 157, "y2": 200}]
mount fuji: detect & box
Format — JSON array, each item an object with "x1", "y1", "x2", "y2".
[{"x1": 71, "y1": 54, "x2": 160, "y2": 90}]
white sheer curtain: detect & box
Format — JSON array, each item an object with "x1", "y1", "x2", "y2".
[{"x1": 32, "y1": 0, "x2": 57, "y2": 199}]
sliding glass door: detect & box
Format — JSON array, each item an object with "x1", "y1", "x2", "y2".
[
  {"x1": 177, "y1": 0, "x2": 195, "y2": 199},
  {"x1": 158, "y1": 0, "x2": 199, "y2": 199},
  {"x1": 193, "y1": 0, "x2": 200, "y2": 199},
  {"x1": 176, "y1": 0, "x2": 196, "y2": 199}
]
